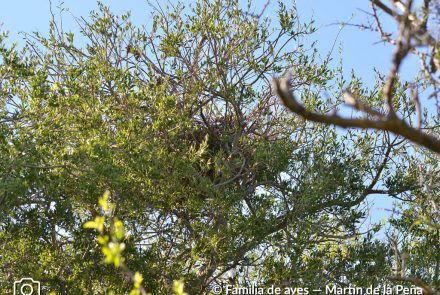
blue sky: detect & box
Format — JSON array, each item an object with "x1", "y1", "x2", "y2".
[{"x1": 1, "y1": 0, "x2": 417, "y2": 233}]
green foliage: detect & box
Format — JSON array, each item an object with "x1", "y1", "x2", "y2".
[
  {"x1": 0, "y1": 0, "x2": 438, "y2": 294},
  {"x1": 84, "y1": 191, "x2": 190, "y2": 295}
]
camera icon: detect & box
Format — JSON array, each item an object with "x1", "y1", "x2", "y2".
[{"x1": 13, "y1": 278, "x2": 40, "y2": 295}]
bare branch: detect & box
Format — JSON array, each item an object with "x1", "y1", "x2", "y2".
[
  {"x1": 273, "y1": 75, "x2": 440, "y2": 153},
  {"x1": 276, "y1": 0, "x2": 440, "y2": 153}
]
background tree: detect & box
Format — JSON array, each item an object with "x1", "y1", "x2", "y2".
[{"x1": 274, "y1": 0, "x2": 440, "y2": 293}]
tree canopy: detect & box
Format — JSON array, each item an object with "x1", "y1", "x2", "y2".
[{"x1": 0, "y1": 1, "x2": 439, "y2": 294}]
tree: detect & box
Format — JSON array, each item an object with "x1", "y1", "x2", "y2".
[
  {"x1": 273, "y1": 0, "x2": 440, "y2": 293},
  {"x1": 0, "y1": 1, "x2": 438, "y2": 294}
]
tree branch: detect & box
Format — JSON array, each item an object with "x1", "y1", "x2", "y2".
[
  {"x1": 273, "y1": 75, "x2": 440, "y2": 153},
  {"x1": 387, "y1": 276, "x2": 440, "y2": 295}
]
